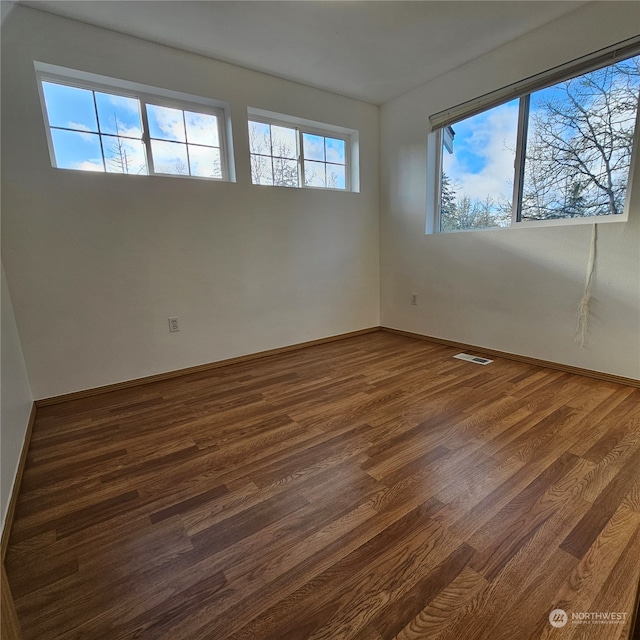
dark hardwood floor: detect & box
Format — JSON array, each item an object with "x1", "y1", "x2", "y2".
[{"x1": 5, "y1": 332, "x2": 640, "y2": 639}]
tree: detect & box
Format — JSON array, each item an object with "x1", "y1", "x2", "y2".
[
  {"x1": 248, "y1": 123, "x2": 343, "y2": 188},
  {"x1": 440, "y1": 173, "x2": 511, "y2": 231},
  {"x1": 562, "y1": 180, "x2": 587, "y2": 218},
  {"x1": 440, "y1": 173, "x2": 457, "y2": 222},
  {"x1": 440, "y1": 193, "x2": 511, "y2": 231},
  {"x1": 249, "y1": 123, "x2": 299, "y2": 187},
  {"x1": 521, "y1": 56, "x2": 640, "y2": 219},
  {"x1": 104, "y1": 114, "x2": 147, "y2": 175},
  {"x1": 173, "y1": 158, "x2": 188, "y2": 175},
  {"x1": 441, "y1": 56, "x2": 639, "y2": 229}
]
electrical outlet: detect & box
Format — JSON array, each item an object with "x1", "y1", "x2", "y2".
[
  {"x1": 411, "y1": 293, "x2": 418, "y2": 306},
  {"x1": 168, "y1": 317, "x2": 179, "y2": 332}
]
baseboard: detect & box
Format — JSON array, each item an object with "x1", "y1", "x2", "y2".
[
  {"x1": 1, "y1": 563, "x2": 23, "y2": 640},
  {"x1": 630, "y1": 573, "x2": 640, "y2": 640},
  {"x1": 35, "y1": 327, "x2": 381, "y2": 407},
  {"x1": 1, "y1": 403, "x2": 36, "y2": 562},
  {"x1": 12, "y1": 326, "x2": 639, "y2": 640},
  {"x1": 36, "y1": 325, "x2": 640, "y2": 407},
  {"x1": 380, "y1": 327, "x2": 640, "y2": 389}
]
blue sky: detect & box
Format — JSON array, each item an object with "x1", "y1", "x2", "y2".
[
  {"x1": 303, "y1": 134, "x2": 346, "y2": 188},
  {"x1": 43, "y1": 82, "x2": 144, "y2": 137},
  {"x1": 249, "y1": 122, "x2": 346, "y2": 188},
  {"x1": 444, "y1": 56, "x2": 640, "y2": 211},
  {"x1": 49, "y1": 128, "x2": 102, "y2": 170},
  {"x1": 96, "y1": 93, "x2": 142, "y2": 137},
  {"x1": 43, "y1": 82, "x2": 98, "y2": 131},
  {"x1": 44, "y1": 83, "x2": 344, "y2": 186},
  {"x1": 442, "y1": 98, "x2": 518, "y2": 205},
  {"x1": 43, "y1": 83, "x2": 222, "y2": 177},
  {"x1": 43, "y1": 82, "x2": 147, "y2": 172}
]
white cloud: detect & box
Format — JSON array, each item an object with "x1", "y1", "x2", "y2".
[
  {"x1": 189, "y1": 145, "x2": 221, "y2": 178},
  {"x1": 102, "y1": 120, "x2": 142, "y2": 139},
  {"x1": 68, "y1": 121, "x2": 93, "y2": 132},
  {"x1": 271, "y1": 125, "x2": 297, "y2": 158},
  {"x1": 443, "y1": 104, "x2": 518, "y2": 205},
  {"x1": 303, "y1": 135, "x2": 324, "y2": 161},
  {"x1": 325, "y1": 139, "x2": 345, "y2": 164},
  {"x1": 149, "y1": 105, "x2": 186, "y2": 142},
  {"x1": 73, "y1": 159, "x2": 104, "y2": 172},
  {"x1": 249, "y1": 122, "x2": 270, "y2": 155},
  {"x1": 151, "y1": 139, "x2": 188, "y2": 174},
  {"x1": 67, "y1": 124, "x2": 99, "y2": 143},
  {"x1": 185, "y1": 111, "x2": 218, "y2": 147},
  {"x1": 105, "y1": 94, "x2": 140, "y2": 113}
]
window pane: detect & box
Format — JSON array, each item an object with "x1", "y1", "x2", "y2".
[
  {"x1": 327, "y1": 163, "x2": 346, "y2": 189},
  {"x1": 271, "y1": 125, "x2": 297, "y2": 159},
  {"x1": 50, "y1": 129, "x2": 103, "y2": 171},
  {"x1": 42, "y1": 82, "x2": 98, "y2": 132},
  {"x1": 521, "y1": 56, "x2": 640, "y2": 220},
  {"x1": 151, "y1": 140, "x2": 189, "y2": 175},
  {"x1": 248, "y1": 121, "x2": 271, "y2": 155},
  {"x1": 440, "y1": 99, "x2": 518, "y2": 231},
  {"x1": 147, "y1": 104, "x2": 186, "y2": 142},
  {"x1": 185, "y1": 111, "x2": 219, "y2": 147},
  {"x1": 95, "y1": 93, "x2": 143, "y2": 138},
  {"x1": 273, "y1": 157, "x2": 298, "y2": 187},
  {"x1": 189, "y1": 145, "x2": 222, "y2": 178},
  {"x1": 102, "y1": 136, "x2": 147, "y2": 174},
  {"x1": 303, "y1": 133, "x2": 325, "y2": 161},
  {"x1": 247, "y1": 117, "x2": 349, "y2": 190},
  {"x1": 326, "y1": 137, "x2": 345, "y2": 164},
  {"x1": 250, "y1": 153, "x2": 274, "y2": 185},
  {"x1": 304, "y1": 160, "x2": 326, "y2": 187}
]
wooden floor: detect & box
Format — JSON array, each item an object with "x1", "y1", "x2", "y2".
[{"x1": 5, "y1": 332, "x2": 640, "y2": 640}]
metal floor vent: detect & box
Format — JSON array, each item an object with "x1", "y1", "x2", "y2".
[{"x1": 453, "y1": 353, "x2": 493, "y2": 365}]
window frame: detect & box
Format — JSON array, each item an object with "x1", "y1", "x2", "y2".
[
  {"x1": 247, "y1": 109, "x2": 355, "y2": 192},
  {"x1": 427, "y1": 49, "x2": 640, "y2": 234},
  {"x1": 35, "y1": 62, "x2": 233, "y2": 182}
]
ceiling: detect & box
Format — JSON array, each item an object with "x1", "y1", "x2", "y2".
[{"x1": 17, "y1": 1, "x2": 589, "y2": 104}]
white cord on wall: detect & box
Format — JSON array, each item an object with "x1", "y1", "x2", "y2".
[{"x1": 574, "y1": 223, "x2": 597, "y2": 348}]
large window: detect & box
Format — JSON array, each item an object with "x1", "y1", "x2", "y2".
[
  {"x1": 430, "y1": 50, "x2": 640, "y2": 232},
  {"x1": 248, "y1": 112, "x2": 352, "y2": 190},
  {"x1": 36, "y1": 64, "x2": 230, "y2": 180}
]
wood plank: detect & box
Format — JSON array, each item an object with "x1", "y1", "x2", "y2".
[
  {"x1": 370, "y1": 542, "x2": 475, "y2": 639},
  {"x1": 4, "y1": 332, "x2": 639, "y2": 640},
  {"x1": 560, "y1": 445, "x2": 640, "y2": 559},
  {"x1": 380, "y1": 327, "x2": 640, "y2": 388},
  {"x1": 1, "y1": 563, "x2": 22, "y2": 640},
  {"x1": 35, "y1": 327, "x2": 381, "y2": 406},
  {"x1": 1, "y1": 404, "x2": 36, "y2": 562}
]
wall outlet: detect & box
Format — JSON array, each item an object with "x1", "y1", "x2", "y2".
[
  {"x1": 411, "y1": 293, "x2": 418, "y2": 306},
  {"x1": 168, "y1": 317, "x2": 179, "y2": 332}
]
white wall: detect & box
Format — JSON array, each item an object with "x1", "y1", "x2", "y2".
[
  {"x1": 380, "y1": 1, "x2": 640, "y2": 380},
  {"x1": 1, "y1": 5, "x2": 380, "y2": 399},
  {"x1": 1, "y1": 265, "x2": 33, "y2": 530}
]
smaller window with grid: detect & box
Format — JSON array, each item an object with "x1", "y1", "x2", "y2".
[
  {"x1": 35, "y1": 62, "x2": 231, "y2": 182},
  {"x1": 41, "y1": 81, "x2": 149, "y2": 174},
  {"x1": 248, "y1": 111, "x2": 355, "y2": 191},
  {"x1": 302, "y1": 133, "x2": 346, "y2": 189},
  {"x1": 146, "y1": 104, "x2": 223, "y2": 178}
]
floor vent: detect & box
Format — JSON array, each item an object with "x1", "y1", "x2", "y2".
[{"x1": 453, "y1": 353, "x2": 493, "y2": 365}]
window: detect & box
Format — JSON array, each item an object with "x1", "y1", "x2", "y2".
[
  {"x1": 429, "y1": 48, "x2": 640, "y2": 232},
  {"x1": 36, "y1": 63, "x2": 230, "y2": 180},
  {"x1": 248, "y1": 111, "x2": 352, "y2": 190},
  {"x1": 146, "y1": 104, "x2": 223, "y2": 178}
]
